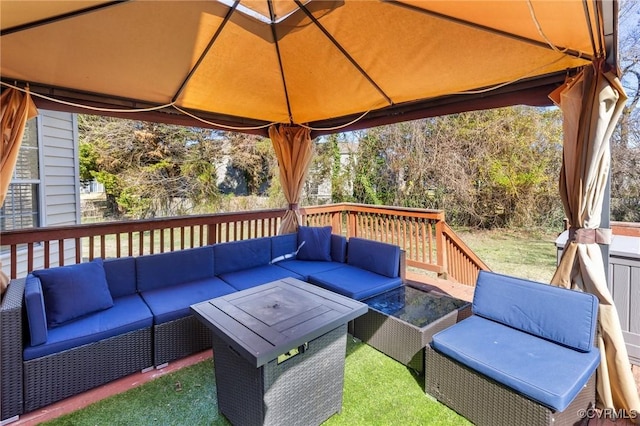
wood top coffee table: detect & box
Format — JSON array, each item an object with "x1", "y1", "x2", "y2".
[{"x1": 191, "y1": 277, "x2": 367, "y2": 426}]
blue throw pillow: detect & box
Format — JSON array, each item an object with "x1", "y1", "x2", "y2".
[
  {"x1": 297, "y1": 226, "x2": 332, "y2": 261},
  {"x1": 33, "y1": 258, "x2": 114, "y2": 328}
]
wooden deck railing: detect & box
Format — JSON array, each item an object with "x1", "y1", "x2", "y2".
[
  {"x1": 0, "y1": 209, "x2": 286, "y2": 279},
  {"x1": 611, "y1": 221, "x2": 640, "y2": 237},
  {"x1": 439, "y1": 222, "x2": 491, "y2": 286},
  {"x1": 1, "y1": 203, "x2": 489, "y2": 284},
  {"x1": 302, "y1": 203, "x2": 449, "y2": 275}
]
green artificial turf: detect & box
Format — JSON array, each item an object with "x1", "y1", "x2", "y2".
[{"x1": 42, "y1": 337, "x2": 470, "y2": 426}]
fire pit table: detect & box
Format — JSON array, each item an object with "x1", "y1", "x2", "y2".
[
  {"x1": 190, "y1": 277, "x2": 367, "y2": 426},
  {"x1": 352, "y1": 284, "x2": 471, "y2": 372}
]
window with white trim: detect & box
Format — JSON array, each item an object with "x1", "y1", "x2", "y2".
[{"x1": 0, "y1": 118, "x2": 40, "y2": 231}]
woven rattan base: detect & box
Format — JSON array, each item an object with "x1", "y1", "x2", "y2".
[
  {"x1": 154, "y1": 315, "x2": 212, "y2": 366},
  {"x1": 425, "y1": 345, "x2": 596, "y2": 426},
  {"x1": 353, "y1": 286, "x2": 471, "y2": 372},
  {"x1": 212, "y1": 324, "x2": 347, "y2": 426},
  {"x1": 23, "y1": 327, "x2": 152, "y2": 412},
  {"x1": 1, "y1": 278, "x2": 26, "y2": 421}
]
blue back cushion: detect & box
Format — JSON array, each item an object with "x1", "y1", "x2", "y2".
[
  {"x1": 297, "y1": 226, "x2": 332, "y2": 261},
  {"x1": 271, "y1": 233, "x2": 347, "y2": 263},
  {"x1": 347, "y1": 237, "x2": 400, "y2": 278},
  {"x1": 24, "y1": 274, "x2": 48, "y2": 345},
  {"x1": 32, "y1": 258, "x2": 114, "y2": 328},
  {"x1": 136, "y1": 246, "x2": 214, "y2": 292},
  {"x1": 103, "y1": 257, "x2": 137, "y2": 298},
  {"x1": 214, "y1": 238, "x2": 271, "y2": 275},
  {"x1": 473, "y1": 271, "x2": 598, "y2": 352},
  {"x1": 330, "y1": 234, "x2": 347, "y2": 263},
  {"x1": 271, "y1": 233, "x2": 297, "y2": 260}
]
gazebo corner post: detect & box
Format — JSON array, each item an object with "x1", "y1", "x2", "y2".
[
  {"x1": 549, "y1": 60, "x2": 640, "y2": 417},
  {"x1": 268, "y1": 124, "x2": 314, "y2": 235}
]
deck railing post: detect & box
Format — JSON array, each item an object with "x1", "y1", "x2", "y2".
[
  {"x1": 331, "y1": 211, "x2": 342, "y2": 235},
  {"x1": 435, "y1": 218, "x2": 448, "y2": 280},
  {"x1": 347, "y1": 210, "x2": 358, "y2": 239}
]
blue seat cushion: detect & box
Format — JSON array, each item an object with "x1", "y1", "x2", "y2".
[
  {"x1": 140, "y1": 277, "x2": 236, "y2": 324},
  {"x1": 297, "y1": 226, "x2": 332, "y2": 261},
  {"x1": 214, "y1": 238, "x2": 271, "y2": 275},
  {"x1": 218, "y1": 265, "x2": 303, "y2": 291},
  {"x1": 23, "y1": 294, "x2": 153, "y2": 360},
  {"x1": 32, "y1": 258, "x2": 114, "y2": 328},
  {"x1": 275, "y1": 260, "x2": 345, "y2": 280},
  {"x1": 347, "y1": 238, "x2": 400, "y2": 278},
  {"x1": 24, "y1": 275, "x2": 48, "y2": 346},
  {"x1": 473, "y1": 271, "x2": 598, "y2": 352},
  {"x1": 136, "y1": 246, "x2": 215, "y2": 292},
  {"x1": 308, "y1": 265, "x2": 402, "y2": 300},
  {"x1": 431, "y1": 315, "x2": 600, "y2": 412}
]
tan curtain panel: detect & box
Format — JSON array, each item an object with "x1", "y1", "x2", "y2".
[
  {"x1": 0, "y1": 87, "x2": 38, "y2": 293},
  {"x1": 269, "y1": 125, "x2": 313, "y2": 235},
  {"x1": 550, "y1": 61, "x2": 640, "y2": 417}
]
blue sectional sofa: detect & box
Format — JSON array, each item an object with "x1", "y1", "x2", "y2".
[
  {"x1": 0, "y1": 227, "x2": 404, "y2": 422},
  {"x1": 425, "y1": 271, "x2": 600, "y2": 426}
]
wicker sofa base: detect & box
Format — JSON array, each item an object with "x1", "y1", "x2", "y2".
[
  {"x1": 154, "y1": 315, "x2": 213, "y2": 366},
  {"x1": 425, "y1": 345, "x2": 596, "y2": 426},
  {"x1": 1, "y1": 278, "x2": 26, "y2": 421},
  {"x1": 212, "y1": 324, "x2": 347, "y2": 426},
  {"x1": 23, "y1": 327, "x2": 152, "y2": 412}
]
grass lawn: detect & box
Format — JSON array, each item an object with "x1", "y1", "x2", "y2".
[
  {"x1": 41, "y1": 337, "x2": 470, "y2": 426},
  {"x1": 456, "y1": 227, "x2": 560, "y2": 283}
]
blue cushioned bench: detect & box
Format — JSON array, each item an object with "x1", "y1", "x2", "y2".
[
  {"x1": 213, "y1": 237, "x2": 304, "y2": 291},
  {"x1": 19, "y1": 258, "x2": 154, "y2": 415},
  {"x1": 425, "y1": 271, "x2": 600, "y2": 426},
  {"x1": 307, "y1": 237, "x2": 402, "y2": 300},
  {"x1": 272, "y1": 232, "x2": 347, "y2": 280},
  {"x1": 136, "y1": 246, "x2": 237, "y2": 366}
]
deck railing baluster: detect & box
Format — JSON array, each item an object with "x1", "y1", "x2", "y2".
[
  {"x1": 44, "y1": 241, "x2": 50, "y2": 269},
  {"x1": 1, "y1": 204, "x2": 489, "y2": 284},
  {"x1": 89, "y1": 236, "x2": 95, "y2": 260},
  {"x1": 100, "y1": 235, "x2": 106, "y2": 258}
]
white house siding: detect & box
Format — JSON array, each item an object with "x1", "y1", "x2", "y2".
[
  {"x1": 1, "y1": 111, "x2": 80, "y2": 278},
  {"x1": 40, "y1": 111, "x2": 81, "y2": 227}
]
